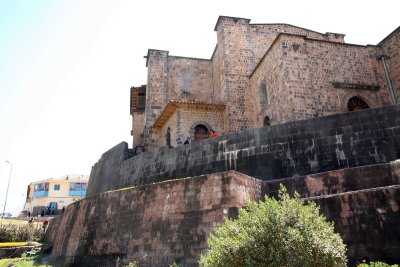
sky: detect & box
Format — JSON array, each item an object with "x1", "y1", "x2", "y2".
[{"x1": 0, "y1": 0, "x2": 398, "y2": 216}]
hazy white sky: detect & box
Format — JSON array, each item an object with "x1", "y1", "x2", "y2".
[{"x1": 0, "y1": 0, "x2": 398, "y2": 215}]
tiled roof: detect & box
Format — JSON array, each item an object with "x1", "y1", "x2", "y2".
[{"x1": 153, "y1": 100, "x2": 225, "y2": 128}]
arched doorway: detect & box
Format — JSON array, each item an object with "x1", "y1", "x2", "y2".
[
  {"x1": 263, "y1": 116, "x2": 271, "y2": 126},
  {"x1": 347, "y1": 97, "x2": 369, "y2": 111},
  {"x1": 194, "y1": 125, "x2": 209, "y2": 141}
]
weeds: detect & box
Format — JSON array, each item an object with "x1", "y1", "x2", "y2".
[{"x1": 0, "y1": 222, "x2": 41, "y2": 242}]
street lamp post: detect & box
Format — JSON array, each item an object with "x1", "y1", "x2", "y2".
[{"x1": 2, "y1": 160, "x2": 12, "y2": 219}]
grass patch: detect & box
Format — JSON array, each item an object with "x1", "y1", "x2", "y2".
[
  {"x1": 0, "y1": 219, "x2": 40, "y2": 226},
  {"x1": 0, "y1": 254, "x2": 52, "y2": 267}
]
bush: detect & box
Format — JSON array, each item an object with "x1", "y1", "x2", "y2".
[
  {"x1": 358, "y1": 261, "x2": 399, "y2": 267},
  {"x1": 0, "y1": 222, "x2": 41, "y2": 242},
  {"x1": 200, "y1": 185, "x2": 347, "y2": 267}
]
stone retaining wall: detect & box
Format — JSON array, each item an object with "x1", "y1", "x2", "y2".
[
  {"x1": 46, "y1": 164, "x2": 400, "y2": 266},
  {"x1": 87, "y1": 105, "x2": 400, "y2": 197},
  {"x1": 47, "y1": 171, "x2": 262, "y2": 267}
]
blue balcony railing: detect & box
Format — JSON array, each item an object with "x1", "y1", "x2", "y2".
[
  {"x1": 33, "y1": 191, "x2": 48, "y2": 197},
  {"x1": 69, "y1": 190, "x2": 86, "y2": 197}
]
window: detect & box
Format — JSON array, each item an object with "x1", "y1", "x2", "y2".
[
  {"x1": 54, "y1": 184, "x2": 60, "y2": 191},
  {"x1": 347, "y1": 97, "x2": 369, "y2": 111},
  {"x1": 34, "y1": 183, "x2": 49, "y2": 192},
  {"x1": 70, "y1": 182, "x2": 87, "y2": 191},
  {"x1": 166, "y1": 127, "x2": 171, "y2": 147},
  {"x1": 137, "y1": 92, "x2": 146, "y2": 110},
  {"x1": 259, "y1": 81, "x2": 268, "y2": 107},
  {"x1": 182, "y1": 71, "x2": 190, "y2": 93}
]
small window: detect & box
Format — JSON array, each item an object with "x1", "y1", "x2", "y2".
[
  {"x1": 182, "y1": 71, "x2": 190, "y2": 93},
  {"x1": 259, "y1": 81, "x2": 268, "y2": 107},
  {"x1": 166, "y1": 127, "x2": 171, "y2": 147},
  {"x1": 54, "y1": 185, "x2": 60, "y2": 191},
  {"x1": 137, "y1": 92, "x2": 146, "y2": 110}
]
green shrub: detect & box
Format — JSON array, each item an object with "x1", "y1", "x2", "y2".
[
  {"x1": 358, "y1": 261, "x2": 399, "y2": 267},
  {"x1": 200, "y1": 185, "x2": 347, "y2": 267},
  {"x1": 0, "y1": 222, "x2": 41, "y2": 242}
]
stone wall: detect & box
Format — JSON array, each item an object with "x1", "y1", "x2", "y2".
[
  {"x1": 249, "y1": 35, "x2": 288, "y2": 125},
  {"x1": 212, "y1": 16, "x2": 347, "y2": 132},
  {"x1": 166, "y1": 57, "x2": 215, "y2": 103},
  {"x1": 250, "y1": 33, "x2": 391, "y2": 126},
  {"x1": 262, "y1": 160, "x2": 400, "y2": 198},
  {"x1": 144, "y1": 50, "x2": 169, "y2": 149},
  {"x1": 214, "y1": 17, "x2": 254, "y2": 132},
  {"x1": 140, "y1": 17, "x2": 399, "y2": 150},
  {"x1": 132, "y1": 112, "x2": 145, "y2": 147},
  {"x1": 46, "y1": 171, "x2": 263, "y2": 267},
  {"x1": 211, "y1": 44, "x2": 225, "y2": 108},
  {"x1": 176, "y1": 108, "x2": 224, "y2": 144},
  {"x1": 158, "y1": 112, "x2": 177, "y2": 147},
  {"x1": 379, "y1": 27, "x2": 400, "y2": 103},
  {"x1": 47, "y1": 165, "x2": 400, "y2": 266},
  {"x1": 312, "y1": 186, "x2": 400, "y2": 265},
  {"x1": 249, "y1": 23, "x2": 344, "y2": 72},
  {"x1": 85, "y1": 142, "x2": 133, "y2": 198},
  {"x1": 87, "y1": 105, "x2": 400, "y2": 197}
]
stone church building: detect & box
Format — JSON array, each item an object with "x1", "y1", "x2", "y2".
[
  {"x1": 131, "y1": 16, "x2": 399, "y2": 151},
  {"x1": 44, "y1": 17, "x2": 400, "y2": 267}
]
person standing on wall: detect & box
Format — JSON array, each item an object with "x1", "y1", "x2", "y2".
[
  {"x1": 184, "y1": 137, "x2": 191, "y2": 144},
  {"x1": 43, "y1": 219, "x2": 49, "y2": 232},
  {"x1": 210, "y1": 130, "x2": 218, "y2": 138}
]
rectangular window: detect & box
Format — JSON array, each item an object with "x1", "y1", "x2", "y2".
[
  {"x1": 70, "y1": 182, "x2": 88, "y2": 191},
  {"x1": 137, "y1": 93, "x2": 146, "y2": 110},
  {"x1": 34, "y1": 183, "x2": 48, "y2": 192},
  {"x1": 54, "y1": 184, "x2": 60, "y2": 191}
]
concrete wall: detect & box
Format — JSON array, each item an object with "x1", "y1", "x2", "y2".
[{"x1": 87, "y1": 105, "x2": 400, "y2": 198}]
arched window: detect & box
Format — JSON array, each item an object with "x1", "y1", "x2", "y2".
[
  {"x1": 194, "y1": 125, "x2": 208, "y2": 141},
  {"x1": 263, "y1": 116, "x2": 271, "y2": 126},
  {"x1": 347, "y1": 97, "x2": 369, "y2": 111}
]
